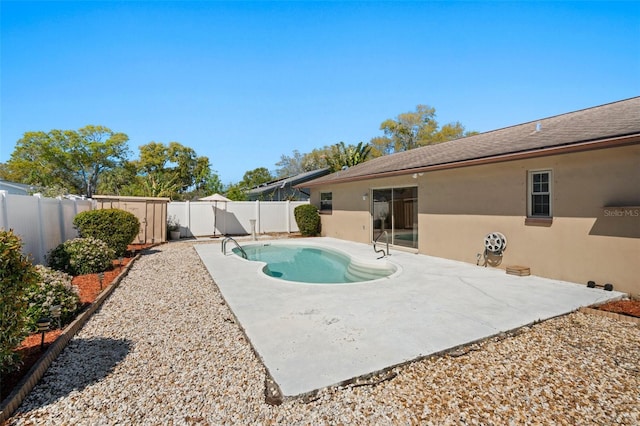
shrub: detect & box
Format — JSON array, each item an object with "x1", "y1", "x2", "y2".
[
  {"x1": 167, "y1": 215, "x2": 180, "y2": 232},
  {"x1": 0, "y1": 230, "x2": 39, "y2": 375},
  {"x1": 25, "y1": 266, "x2": 80, "y2": 332},
  {"x1": 48, "y1": 237, "x2": 115, "y2": 276},
  {"x1": 294, "y1": 204, "x2": 321, "y2": 237},
  {"x1": 74, "y1": 209, "x2": 140, "y2": 257}
]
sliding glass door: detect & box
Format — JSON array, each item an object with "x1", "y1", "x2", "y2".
[{"x1": 372, "y1": 187, "x2": 418, "y2": 248}]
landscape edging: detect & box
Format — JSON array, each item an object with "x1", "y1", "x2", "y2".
[
  {"x1": 0, "y1": 254, "x2": 140, "y2": 423},
  {"x1": 579, "y1": 306, "x2": 640, "y2": 326}
]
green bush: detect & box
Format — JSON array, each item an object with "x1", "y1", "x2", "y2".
[
  {"x1": 48, "y1": 237, "x2": 115, "y2": 275},
  {"x1": 74, "y1": 209, "x2": 140, "y2": 256},
  {"x1": 294, "y1": 204, "x2": 321, "y2": 237},
  {"x1": 0, "y1": 229, "x2": 39, "y2": 375},
  {"x1": 25, "y1": 266, "x2": 80, "y2": 332}
]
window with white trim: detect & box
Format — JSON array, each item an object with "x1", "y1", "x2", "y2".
[
  {"x1": 528, "y1": 170, "x2": 552, "y2": 217},
  {"x1": 320, "y1": 192, "x2": 332, "y2": 213}
]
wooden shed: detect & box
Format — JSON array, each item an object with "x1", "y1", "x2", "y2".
[{"x1": 92, "y1": 195, "x2": 170, "y2": 244}]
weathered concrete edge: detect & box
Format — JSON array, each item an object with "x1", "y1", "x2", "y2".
[{"x1": 0, "y1": 255, "x2": 140, "y2": 423}]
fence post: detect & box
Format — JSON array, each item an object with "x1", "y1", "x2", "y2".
[
  {"x1": 35, "y1": 194, "x2": 46, "y2": 265},
  {"x1": 0, "y1": 191, "x2": 8, "y2": 230},
  {"x1": 286, "y1": 200, "x2": 291, "y2": 233},
  {"x1": 255, "y1": 200, "x2": 261, "y2": 234},
  {"x1": 57, "y1": 196, "x2": 66, "y2": 244},
  {"x1": 185, "y1": 200, "x2": 191, "y2": 237}
]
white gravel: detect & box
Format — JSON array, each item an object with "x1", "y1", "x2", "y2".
[{"x1": 7, "y1": 242, "x2": 640, "y2": 425}]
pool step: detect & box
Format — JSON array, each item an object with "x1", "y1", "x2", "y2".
[{"x1": 345, "y1": 260, "x2": 395, "y2": 282}]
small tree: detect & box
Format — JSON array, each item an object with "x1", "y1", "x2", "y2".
[
  {"x1": 0, "y1": 230, "x2": 39, "y2": 375},
  {"x1": 294, "y1": 204, "x2": 321, "y2": 237}
]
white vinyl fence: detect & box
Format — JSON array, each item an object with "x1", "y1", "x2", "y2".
[
  {"x1": 0, "y1": 191, "x2": 94, "y2": 265},
  {"x1": 168, "y1": 200, "x2": 309, "y2": 237},
  {"x1": 0, "y1": 194, "x2": 308, "y2": 264}
]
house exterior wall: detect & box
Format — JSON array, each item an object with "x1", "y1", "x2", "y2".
[
  {"x1": 314, "y1": 181, "x2": 366, "y2": 243},
  {"x1": 312, "y1": 144, "x2": 640, "y2": 296},
  {"x1": 312, "y1": 175, "x2": 420, "y2": 244}
]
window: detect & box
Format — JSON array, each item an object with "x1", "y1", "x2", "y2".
[
  {"x1": 528, "y1": 170, "x2": 552, "y2": 217},
  {"x1": 320, "y1": 192, "x2": 332, "y2": 213}
]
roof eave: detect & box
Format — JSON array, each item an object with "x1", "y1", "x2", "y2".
[{"x1": 304, "y1": 133, "x2": 640, "y2": 188}]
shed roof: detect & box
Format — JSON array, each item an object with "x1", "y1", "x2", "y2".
[
  {"x1": 304, "y1": 97, "x2": 640, "y2": 187},
  {"x1": 92, "y1": 195, "x2": 171, "y2": 202}
]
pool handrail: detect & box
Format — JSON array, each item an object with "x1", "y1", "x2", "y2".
[
  {"x1": 222, "y1": 236, "x2": 248, "y2": 259},
  {"x1": 373, "y1": 230, "x2": 389, "y2": 259}
]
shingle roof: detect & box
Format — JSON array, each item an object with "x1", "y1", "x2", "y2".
[
  {"x1": 305, "y1": 97, "x2": 640, "y2": 187},
  {"x1": 0, "y1": 180, "x2": 32, "y2": 192},
  {"x1": 248, "y1": 168, "x2": 331, "y2": 195}
]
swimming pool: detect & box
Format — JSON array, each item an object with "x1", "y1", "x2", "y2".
[{"x1": 232, "y1": 243, "x2": 397, "y2": 284}]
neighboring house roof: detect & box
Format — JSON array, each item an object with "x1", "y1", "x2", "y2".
[
  {"x1": 0, "y1": 180, "x2": 33, "y2": 195},
  {"x1": 248, "y1": 168, "x2": 331, "y2": 197},
  {"x1": 304, "y1": 97, "x2": 640, "y2": 187}
]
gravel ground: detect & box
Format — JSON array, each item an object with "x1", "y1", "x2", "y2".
[{"x1": 7, "y1": 242, "x2": 640, "y2": 425}]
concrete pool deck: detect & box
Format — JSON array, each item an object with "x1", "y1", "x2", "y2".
[{"x1": 195, "y1": 237, "x2": 624, "y2": 397}]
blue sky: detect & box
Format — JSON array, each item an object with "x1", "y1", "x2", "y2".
[{"x1": 2, "y1": 1, "x2": 639, "y2": 184}]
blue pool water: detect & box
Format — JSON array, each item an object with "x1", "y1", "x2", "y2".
[{"x1": 233, "y1": 244, "x2": 395, "y2": 284}]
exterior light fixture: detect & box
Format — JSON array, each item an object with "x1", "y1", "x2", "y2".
[
  {"x1": 118, "y1": 256, "x2": 124, "y2": 270},
  {"x1": 49, "y1": 305, "x2": 62, "y2": 329},
  {"x1": 98, "y1": 272, "x2": 104, "y2": 290},
  {"x1": 362, "y1": 193, "x2": 369, "y2": 201},
  {"x1": 37, "y1": 317, "x2": 51, "y2": 351}
]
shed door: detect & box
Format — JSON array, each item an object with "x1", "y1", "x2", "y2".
[{"x1": 121, "y1": 201, "x2": 147, "y2": 244}]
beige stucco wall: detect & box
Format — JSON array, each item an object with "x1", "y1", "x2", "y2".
[
  {"x1": 312, "y1": 176, "x2": 418, "y2": 245},
  {"x1": 312, "y1": 144, "x2": 640, "y2": 296}
]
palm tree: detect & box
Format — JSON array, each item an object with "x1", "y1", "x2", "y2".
[{"x1": 326, "y1": 141, "x2": 372, "y2": 172}]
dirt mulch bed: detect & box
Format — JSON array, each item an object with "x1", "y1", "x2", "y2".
[
  {"x1": 1, "y1": 244, "x2": 153, "y2": 402},
  {"x1": 596, "y1": 299, "x2": 640, "y2": 318}
]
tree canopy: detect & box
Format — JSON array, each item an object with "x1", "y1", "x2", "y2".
[
  {"x1": 276, "y1": 141, "x2": 372, "y2": 176},
  {"x1": 131, "y1": 141, "x2": 212, "y2": 199},
  {"x1": 370, "y1": 104, "x2": 477, "y2": 156},
  {"x1": 1, "y1": 125, "x2": 130, "y2": 197},
  {"x1": 240, "y1": 167, "x2": 274, "y2": 189},
  {"x1": 222, "y1": 167, "x2": 274, "y2": 201},
  {"x1": 325, "y1": 141, "x2": 372, "y2": 172},
  {"x1": 0, "y1": 126, "x2": 216, "y2": 200},
  {"x1": 275, "y1": 150, "x2": 308, "y2": 178},
  {"x1": 1, "y1": 103, "x2": 474, "y2": 200}
]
